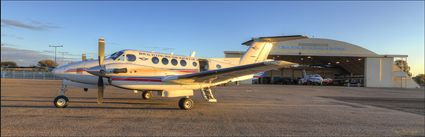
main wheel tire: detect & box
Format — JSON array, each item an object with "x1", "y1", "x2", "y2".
[
  {"x1": 142, "y1": 91, "x2": 152, "y2": 100},
  {"x1": 178, "y1": 98, "x2": 194, "y2": 110},
  {"x1": 54, "y1": 95, "x2": 69, "y2": 108}
]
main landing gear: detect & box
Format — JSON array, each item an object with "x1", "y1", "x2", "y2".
[
  {"x1": 141, "y1": 91, "x2": 153, "y2": 100},
  {"x1": 53, "y1": 82, "x2": 69, "y2": 108},
  {"x1": 178, "y1": 88, "x2": 217, "y2": 110},
  {"x1": 178, "y1": 97, "x2": 194, "y2": 110}
]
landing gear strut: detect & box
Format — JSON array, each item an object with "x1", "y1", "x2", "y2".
[
  {"x1": 142, "y1": 91, "x2": 152, "y2": 100},
  {"x1": 54, "y1": 82, "x2": 69, "y2": 108},
  {"x1": 178, "y1": 97, "x2": 194, "y2": 110}
]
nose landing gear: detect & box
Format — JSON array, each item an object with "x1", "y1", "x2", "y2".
[
  {"x1": 54, "y1": 82, "x2": 69, "y2": 108},
  {"x1": 54, "y1": 95, "x2": 69, "y2": 108}
]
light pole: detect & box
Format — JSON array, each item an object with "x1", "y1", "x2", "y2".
[
  {"x1": 49, "y1": 45, "x2": 63, "y2": 64},
  {"x1": 58, "y1": 51, "x2": 68, "y2": 65}
]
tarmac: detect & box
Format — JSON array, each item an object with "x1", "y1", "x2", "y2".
[{"x1": 1, "y1": 79, "x2": 424, "y2": 136}]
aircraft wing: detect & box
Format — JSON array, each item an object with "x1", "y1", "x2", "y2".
[{"x1": 163, "y1": 61, "x2": 295, "y2": 84}]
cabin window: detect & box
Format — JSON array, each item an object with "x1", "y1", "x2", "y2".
[
  {"x1": 152, "y1": 57, "x2": 159, "y2": 64},
  {"x1": 192, "y1": 62, "x2": 198, "y2": 67},
  {"x1": 126, "y1": 54, "x2": 136, "y2": 62},
  {"x1": 216, "y1": 64, "x2": 222, "y2": 69},
  {"x1": 180, "y1": 60, "x2": 187, "y2": 67},
  {"x1": 162, "y1": 58, "x2": 169, "y2": 65},
  {"x1": 171, "y1": 59, "x2": 178, "y2": 66}
]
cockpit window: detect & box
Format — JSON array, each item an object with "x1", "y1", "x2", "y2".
[
  {"x1": 109, "y1": 51, "x2": 124, "y2": 60},
  {"x1": 126, "y1": 54, "x2": 136, "y2": 62}
]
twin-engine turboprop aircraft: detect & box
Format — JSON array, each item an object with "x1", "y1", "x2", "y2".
[{"x1": 52, "y1": 37, "x2": 295, "y2": 110}]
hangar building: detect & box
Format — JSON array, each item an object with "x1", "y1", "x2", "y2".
[{"x1": 225, "y1": 35, "x2": 419, "y2": 88}]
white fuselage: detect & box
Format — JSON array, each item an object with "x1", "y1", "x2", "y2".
[{"x1": 53, "y1": 50, "x2": 239, "y2": 91}]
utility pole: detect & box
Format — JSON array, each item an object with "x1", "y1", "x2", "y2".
[
  {"x1": 58, "y1": 51, "x2": 68, "y2": 65},
  {"x1": 49, "y1": 45, "x2": 63, "y2": 64}
]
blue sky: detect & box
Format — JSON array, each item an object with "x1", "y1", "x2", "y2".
[{"x1": 1, "y1": 1, "x2": 424, "y2": 75}]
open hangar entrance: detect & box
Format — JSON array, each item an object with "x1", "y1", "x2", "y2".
[
  {"x1": 225, "y1": 35, "x2": 420, "y2": 88},
  {"x1": 257, "y1": 55, "x2": 366, "y2": 86}
]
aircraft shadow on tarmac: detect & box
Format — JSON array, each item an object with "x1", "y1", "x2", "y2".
[
  {"x1": 1, "y1": 96, "x2": 180, "y2": 110},
  {"x1": 1, "y1": 95, "x2": 149, "y2": 100},
  {"x1": 0, "y1": 105, "x2": 179, "y2": 110}
]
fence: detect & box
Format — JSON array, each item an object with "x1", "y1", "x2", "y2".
[{"x1": 0, "y1": 70, "x2": 61, "y2": 80}]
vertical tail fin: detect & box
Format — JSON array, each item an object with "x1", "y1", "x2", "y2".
[{"x1": 239, "y1": 41, "x2": 274, "y2": 65}]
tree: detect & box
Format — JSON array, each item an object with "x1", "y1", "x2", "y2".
[
  {"x1": 38, "y1": 59, "x2": 58, "y2": 68},
  {"x1": 413, "y1": 74, "x2": 425, "y2": 86},
  {"x1": 1, "y1": 61, "x2": 17, "y2": 67},
  {"x1": 394, "y1": 60, "x2": 412, "y2": 77}
]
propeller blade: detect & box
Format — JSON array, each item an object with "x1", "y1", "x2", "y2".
[
  {"x1": 97, "y1": 76, "x2": 104, "y2": 104},
  {"x1": 98, "y1": 37, "x2": 105, "y2": 66},
  {"x1": 97, "y1": 37, "x2": 105, "y2": 104}
]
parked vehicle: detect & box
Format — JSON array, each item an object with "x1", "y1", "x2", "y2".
[
  {"x1": 298, "y1": 70, "x2": 323, "y2": 85},
  {"x1": 322, "y1": 78, "x2": 333, "y2": 85}
]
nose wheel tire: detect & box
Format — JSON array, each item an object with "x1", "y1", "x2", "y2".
[
  {"x1": 142, "y1": 91, "x2": 152, "y2": 100},
  {"x1": 54, "y1": 95, "x2": 69, "y2": 108},
  {"x1": 178, "y1": 98, "x2": 194, "y2": 110}
]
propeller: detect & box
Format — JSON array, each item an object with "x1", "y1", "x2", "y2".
[{"x1": 97, "y1": 37, "x2": 105, "y2": 104}]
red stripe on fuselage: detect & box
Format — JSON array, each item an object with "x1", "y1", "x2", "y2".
[{"x1": 178, "y1": 70, "x2": 198, "y2": 73}]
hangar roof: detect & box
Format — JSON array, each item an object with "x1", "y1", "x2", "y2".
[{"x1": 240, "y1": 35, "x2": 407, "y2": 58}]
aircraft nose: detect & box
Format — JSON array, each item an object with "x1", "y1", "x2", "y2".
[{"x1": 52, "y1": 66, "x2": 65, "y2": 77}]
